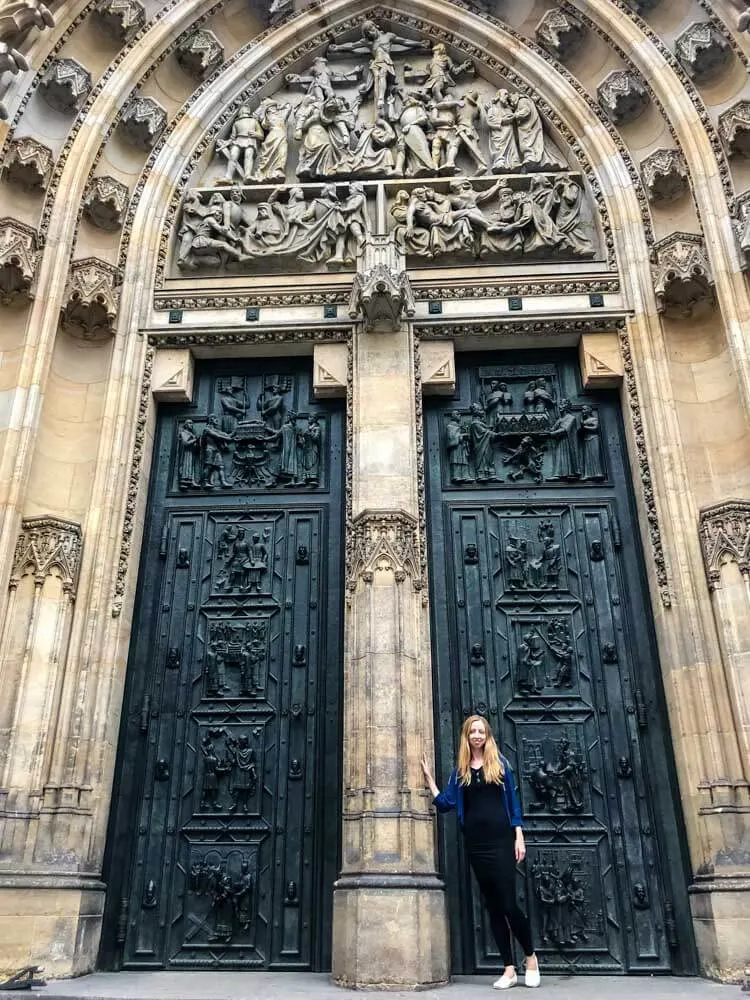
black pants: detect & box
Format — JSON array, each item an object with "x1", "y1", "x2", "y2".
[{"x1": 468, "y1": 840, "x2": 534, "y2": 967}]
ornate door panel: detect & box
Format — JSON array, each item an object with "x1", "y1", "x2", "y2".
[
  {"x1": 425, "y1": 351, "x2": 695, "y2": 975},
  {"x1": 102, "y1": 361, "x2": 343, "y2": 971}
]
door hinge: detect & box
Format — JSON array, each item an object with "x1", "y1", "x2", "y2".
[
  {"x1": 159, "y1": 523, "x2": 169, "y2": 559},
  {"x1": 610, "y1": 511, "x2": 622, "y2": 550},
  {"x1": 664, "y1": 898, "x2": 678, "y2": 950},
  {"x1": 634, "y1": 689, "x2": 648, "y2": 729},
  {"x1": 139, "y1": 694, "x2": 151, "y2": 734},
  {"x1": 116, "y1": 897, "x2": 129, "y2": 945}
]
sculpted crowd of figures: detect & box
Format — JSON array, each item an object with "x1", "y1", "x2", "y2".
[
  {"x1": 176, "y1": 21, "x2": 595, "y2": 271},
  {"x1": 444, "y1": 380, "x2": 605, "y2": 486}
]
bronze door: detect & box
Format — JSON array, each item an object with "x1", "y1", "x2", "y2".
[
  {"x1": 425, "y1": 350, "x2": 695, "y2": 975},
  {"x1": 101, "y1": 360, "x2": 344, "y2": 970}
]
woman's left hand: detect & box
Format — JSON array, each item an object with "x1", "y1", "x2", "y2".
[{"x1": 514, "y1": 829, "x2": 526, "y2": 863}]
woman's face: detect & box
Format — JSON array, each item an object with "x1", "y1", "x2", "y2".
[{"x1": 468, "y1": 720, "x2": 487, "y2": 751}]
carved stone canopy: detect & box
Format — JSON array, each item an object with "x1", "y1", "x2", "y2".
[
  {"x1": 3, "y1": 136, "x2": 53, "y2": 191},
  {"x1": 119, "y1": 95, "x2": 167, "y2": 150},
  {"x1": 699, "y1": 499, "x2": 750, "y2": 589},
  {"x1": 61, "y1": 257, "x2": 121, "y2": 339},
  {"x1": 597, "y1": 70, "x2": 649, "y2": 125},
  {"x1": 535, "y1": 10, "x2": 586, "y2": 62},
  {"x1": 641, "y1": 149, "x2": 689, "y2": 204},
  {"x1": 39, "y1": 57, "x2": 92, "y2": 112},
  {"x1": 349, "y1": 263, "x2": 416, "y2": 331},
  {"x1": 0, "y1": 217, "x2": 39, "y2": 304},
  {"x1": 92, "y1": 0, "x2": 145, "y2": 43},
  {"x1": 347, "y1": 509, "x2": 421, "y2": 590},
  {"x1": 177, "y1": 28, "x2": 224, "y2": 79},
  {"x1": 83, "y1": 175, "x2": 130, "y2": 230},
  {"x1": 719, "y1": 100, "x2": 750, "y2": 157},
  {"x1": 733, "y1": 189, "x2": 750, "y2": 268},
  {"x1": 10, "y1": 514, "x2": 83, "y2": 595},
  {"x1": 675, "y1": 22, "x2": 731, "y2": 83},
  {"x1": 652, "y1": 232, "x2": 715, "y2": 318}
]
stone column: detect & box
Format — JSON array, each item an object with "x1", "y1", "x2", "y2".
[{"x1": 331, "y1": 243, "x2": 449, "y2": 988}]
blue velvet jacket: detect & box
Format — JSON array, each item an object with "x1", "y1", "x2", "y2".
[{"x1": 432, "y1": 756, "x2": 524, "y2": 830}]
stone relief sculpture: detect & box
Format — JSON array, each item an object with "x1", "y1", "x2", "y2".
[{"x1": 174, "y1": 22, "x2": 598, "y2": 273}]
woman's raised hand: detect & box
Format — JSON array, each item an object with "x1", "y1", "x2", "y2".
[{"x1": 421, "y1": 752, "x2": 440, "y2": 798}]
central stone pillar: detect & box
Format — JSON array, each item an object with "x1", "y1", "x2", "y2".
[{"x1": 331, "y1": 271, "x2": 449, "y2": 987}]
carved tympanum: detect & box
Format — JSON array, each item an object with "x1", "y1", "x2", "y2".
[
  {"x1": 699, "y1": 499, "x2": 750, "y2": 589},
  {"x1": 641, "y1": 149, "x2": 689, "y2": 204},
  {"x1": 39, "y1": 57, "x2": 92, "y2": 112},
  {"x1": 597, "y1": 70, "x2": 648, "y2": 125},
  {"x1": 119, "y1": 95, "x2": 167, "y2": 150},
  {"x1": 675, "y1": 22, "x2": 731, "y2": 82},
  {"x1": 10, "y1": 515, "x2": 82, "y2": 595},
  {"x1": 93, "y1": 0, "x2": 145, "y2": 42},
  {"x1": 83, "y1": 175, "x2": 130, "y2": 230},
  {"x1": 535, "y1": 10, "x2": 585, "y2": 62},
  {"x1": 652, "y1": 233, "x2": 714, "y2": 317},
  {"x1": 347, "y1": 509, "x2": 421, "y2": 589},
  {"x1": 719, "y1": 100, "x2": 750, "y2": 157},
  {"x1": 0, "y1": 217, "x2": 38, "y2": 304},
  {"x1": 61, "y1": 257, "x2": 121, "y2": 339},
  {"x1": 177, "y1": 28, "x2": 224, "y2": 79},
  {"x1": 4, "y1": 136, "x2": 53, "y2": 191}
]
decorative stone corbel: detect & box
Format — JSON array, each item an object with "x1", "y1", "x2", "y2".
[
  {"x1": 597, "y1": 70, "x2": 649, "y2": 126},
  {"x1": 61, "y1": 257, "x2": 121, "y2": 340},
  {"x1": 348, "y1": 235, "x2": 415, "y2": 332},
  {"x1": 652, "y1": 232, "x2": 714, "y2": 318},
  {"x1": 83, "y1": 175, "x2": 130, "y2": 231},
  {"x1": 39, "y1": 57, "x2": 92, "y2": 113},
  {"x1": 3, "y1": 136, "x2": 53, "y2": 191},
  {"x1": 10, "y1": 515, "x2": 83, "y2": 596},
  {"x1": 92, "y1": 0, "x2": 145, "y2": 43},
  {"x1": 699, "y1": 499, "x2": 750, "y2": 590},
  {"x1": 313, "y1": 343, "x2": 348, "y2": 399},
  {"x1": 119, "y1": 95, "x2": 167, "y2": 150},
  {"x1": 0, "y1": 217, "x2": 39, "y2": 305},
  {"x1": 719, "y1": 100, "x2": 750, "y2": 157},
  {"x1": 675, "y1": 22, "x2": 731, "y2": 83},
  {"x1": 151, "y1": 348, "x2": 194, "y2": 403},
  {"x1": 578, "y1": 332, "x2": 624, "y2": 389},
  {"x1": 641, "y1": 149, "x2": 689, "y2": 204},
  {"x1": 421, "y1": 340, "x2": 456, "y2": 395},
  {"x1": 347, "y1": 509, "x2": 421, "y2": 590},
  {"x1": 176, "y1": 28, "x2": 224, "y2": 79},
  {"x1": 732, "y1": 190, "x2": 750, "y2": 269},
  {"x1": 535, "y1": 10, "x2": 585, "y2": 62}
]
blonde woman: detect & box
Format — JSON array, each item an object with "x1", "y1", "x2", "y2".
[{"x1": 421, "y1": 715, "x2": 540, "y2": 990}]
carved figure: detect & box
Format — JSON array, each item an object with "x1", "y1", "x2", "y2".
[
  {"x1": 257, "y1": 382, "x2": 287, "y2": 430},
  {"x1": 200, "y1": 735, "x2": 230, "y2": 809},
  {"x1": 484, "y1": 89, "x2": 521, "y2": 173},
  {"x1": 209, "y1": 870, "x2": 235, "y2": 941},
  {"x1": 632, "y1": 881, "x2": 650, "y2": 910},
  {"x1": 549, "y1": 399, "x2": 580, "y2": 480},
  {"x1": 226, "y1": 527, "x2": 252, "y2": 591},
  {"x1": 505, "y1": 536, "x2": 528, "y2": 588},
  {"x1": 225, "y1": 734, "x2": 258, "y2": 813},
  {"x1": 531, "y1": 859, "x2": 590, "y2": 946},
  {"x1": 349, "y1": 116, "x2": 397, "y2": 176},
  {"x1": 517, "y1": 630, "x2": 544, "y2": 694},
  {"x1": 301, "y1": 415, "x2": 321, "y2": 485},
  {"x1": 178, "y1": 419, "x2": 200, "y2": 489},
  {"x1": 483, "y1": 380, "x2": 513, "y2": 424},
  {"x1": 285, "y1": 56, "x2": 359, "y2": 103},
  {"x1": 254, "y1": 97, "x2": 292, "y2": 182},
  {"x1": 205, "y1": 641, "x2": 227, "y2": 696},
  {"x1": 246, "y1": 530, "x2": 269, "y2": 592},
  {"x1": 579, "y1": 405, "x2": 604, "y2": 480},
  {"x1": 394, "y1": 93, "x2": 434, "y2": 176},
  {"x1": 429, "y1": 95, "x2": 463, "y2": 174},
  {"x1": 445, "y1": 411, "x2": 471, "y2": 483},
  {"x1": 233, "y1": 862, "x2": 254, "y2": 929},
  {"x1": 327, "y1": 20, "x2": 429, "y2": 114},
  {"x1": 329, "y1": 182, "x2": 369, "y2": 266},
  {"x1": 178, "y1": 194, "x2": 246, "y2": 270},
  {"x1": 468, "y1": 402, "x2": 500, "y2": 481},
  {"x1": 555, "y1": 177, "x2": 593, "y2": 255},
  {"x1": 289, "y1": 759, "x2": 303, "y2": 779},
  {"x1": 424, "y1": 42, "x2": 472, "y2": 101},
  {"x1": 201, "y1": 415, "x2": 233, "y2": 487},
  {"x1": 216, "y1": 103, "x2": 264, "y2": 183},
  {"x1": 512, "y1": 92, "x2": 565, "y2": 170},
  {"x1": 294, "y1": 95, "x2": 353, "y2": 180},
  {"x1": 142, "y1": 879, "x2": 157, "y2": 909},
  {"x1": 483, "y1": 186, "x2": 527, "y2": 254},
  {"x1": 504, "y1": 434, "x2": 543, "y2": 483},
  {"x1": 401, "y1": 185, "x2": 473, "y2": 258},
  {"x1": 452, "y1": 90, "x2": 489, "y2": 174},
  {"x1": 523, "y1": 176, "x2": 565, "y2": 253}
]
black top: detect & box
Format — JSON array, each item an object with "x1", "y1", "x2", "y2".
[{"x1": 463, "y1": 765, "x2": 512, "y2": 845}]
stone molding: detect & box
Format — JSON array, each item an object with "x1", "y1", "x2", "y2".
[
  {"x1": 10, "y1": 515, "x2": 83, "y2": 596},
  {"x1": 92, "y1": 0, "x2": 146, "y2": 43},
  {"x1": 313, "y1": 342, "x2": 348, "y2": 399},
  {"x1": 61, "y1": 257, "x2": 121, "y2": 339},
  {"x1": 83, "y1": 175, "x2": 130, "y2": 231},
  {"x1": 420, "y1": 340, "x2": 456, "y2": 395},
  {"x1": 719, "y1": 100, "x2": 750, "y2": 157},
  {"x1": 119, "y1": 95, "x2": 167, "y2": 150},
  {"x1": 597, "y1": 70, "x2": 649, "y2": 125},
  {"x1": 699, "y1": 499, "x2": 750, "y2": 590},
  {"x1": 417, "y1": 316, "x2": 626, "y2": 340},
  {"x1": 0, "y1": 217, "x2": 39, "y2": 305},
  {"x1": 346, "y1": 509, "x2": 421, "y2": 591},
  {"x1": 675, "y1": 21, "x2": 731, "y2": 83},
  {"x1": 641, "y1": 149, "x2": 689, "y2": 204},
  {"x1": 578, "y1": 331, "x2": 624, "y2": 389},
  {"x1": 3, "y1": 136, "x2": 53, "y2": 191},
  {"x1": 652, "y1": 232, "x2": 714, "y2": 317},
  {"x1": 176, "y1": 28, "x2": 224, "y2": 79},
  {"x1": 39, "y1": 57, "x2": 92, "y2": 113},
  {"x1": 535, "y1": 9, "x2": 585, "y2": 62},
  {"x1": 150, "y1": 347, "x2": 194, "y2": 403}
]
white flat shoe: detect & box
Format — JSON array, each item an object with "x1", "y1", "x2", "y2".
[
  {"x1": 493, "y1": 972, "x2": 518, "y2": 990},
  {"x1": 525, "y1": 967, "x2": 541, "y2": 988}
]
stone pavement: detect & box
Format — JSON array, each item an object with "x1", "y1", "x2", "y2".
[{"x1": 35, "y1": 972, "x2": 739, "y2": 1000}]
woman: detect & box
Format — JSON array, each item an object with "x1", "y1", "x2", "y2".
[{"x1": 421, "y1": 716, "x2": 540, "y2": 990}]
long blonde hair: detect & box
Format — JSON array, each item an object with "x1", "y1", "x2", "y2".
[{"x1": 457, "y1": 715, "x2": 505, "y2": 786}]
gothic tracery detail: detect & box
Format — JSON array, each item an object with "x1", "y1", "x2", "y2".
[
  {"x1": 10, "y1": 515, "x2": 83, "y2": 595},
  {"x1": 699, "y1": 499, "x2": 750, "y2": 589}
]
